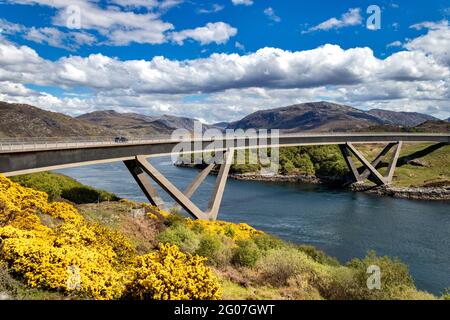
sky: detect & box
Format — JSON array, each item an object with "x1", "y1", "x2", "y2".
[{"x1": 0, "y1": 0, "x2": 449, "y2": 123}]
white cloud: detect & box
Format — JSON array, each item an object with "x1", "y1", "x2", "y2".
[
  {"x1": 231, "y1": 0, "x2": 253, "y2": 6},
  {"x1": 198, "y1": 4, "x2": 224, "y2": 14},
  {"x1": 264, "y1": 7, "x2": 281, "y2": 23},
  {"x1": 387, "y1": 40, "x2": 402, "y2": 48},
  {"x1": 1, "y1": 21, "x2": 450, "y2": 121},
  {"x1": 406, "y1": 20, "x2": 450, "y2": 65},
  {"x1": 3, "y1": 0, "x2": 173, "y2": 45},
  {"x1": 170, "y1": 22, "x2": 237, "y2": 45},
  {"x1": 303, "y1": 8, "x2": 362, "y2": 33},
  {"x1": 24, "y1": 27, "x2": 96, "y2": 50}
]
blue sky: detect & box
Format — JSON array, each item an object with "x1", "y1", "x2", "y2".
[{"x1": 0, "y1": 0, "x2": 449, "y2": 122}]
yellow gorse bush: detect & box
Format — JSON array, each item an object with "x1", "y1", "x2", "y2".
[
  {"x1": 0, "y1": 175, "x2": 221, "y2": 300},
  {"x1": 124, "y1": 243, "x2": 222, "y2": 300},
  {"x1": 186, "y1": 219, "x2": 263, "y2": 241}
]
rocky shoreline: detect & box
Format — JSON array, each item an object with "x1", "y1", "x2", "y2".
[
  {"x1": 230, "y1": 173, "x2": 450, "y2": 201},
  {"x1": 350, "y1": 183, "x2": 450, "y2": 201}
]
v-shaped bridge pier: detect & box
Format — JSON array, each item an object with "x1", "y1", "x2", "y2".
[
  {"x1": 124, "y1": 150, "x2": 234, "y2": 221},
  {"x1": 339, "y1": 142, "x2": 403, "y2": 186}
]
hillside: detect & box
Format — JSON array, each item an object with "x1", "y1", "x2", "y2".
[
  {"x1": 355, "y1": 120, "x2": 450, "y2": 133},
  {"x1": 76, "y1": 110, "x2": 174, "y2": 135},
  {"x1": 0, "y1": 102, "x2": 116, "y2": 138},
  {"x1": 77, "y1": 110, "x2": 214, "y2": 135},
  {"x1": 0, "y1": 102, "x2": 217, "y2": 138},
  {"x1": 415, "y1": 120, "x2": 450, "y2": 133},
  {"x1": 227, "y1": 102, "x2": 441, "y2": 132},
  {"x1": 367, "y1": 109, "x2": 437, "y2": 127}
]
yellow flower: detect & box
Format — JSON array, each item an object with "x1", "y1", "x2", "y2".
[{"x1": 0, "y1": 174, "x2": 222, "y2": 300}]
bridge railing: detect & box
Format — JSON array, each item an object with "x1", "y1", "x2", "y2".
[
  {"x1": 0, "y1": 132, "x2": 448, "y2": 152},
  {"x1": 0, "y1": 135, "x2": 175, "y2": 152}
]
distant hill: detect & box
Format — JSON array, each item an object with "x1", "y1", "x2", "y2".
[
  {"x1": 76, "y1": 110, "x2": 174, "y2": 135},
  {"x1": 228, "y1": 101, "x2": 384, "y2": 132},
  {"x1": 211, "y1": 122, "x2": 230, "y2": 130},
  {"x1": 77, "y1": 110, "x2": 215, "y2": 135},
  {"x1": 356, "y1": 120, "x2": 450, "y2": 133},
  {"x1": 0, "y1": 102, "x2": 115, "y2": 138},
  {"x1": 0, "y1": 101, "x2": 445, "y2": 138},
  {"x1": 227, "y1": 102, "x2": 441, "y2": 132},
  {"x1": 367, "y1": 109, "x2": 437, "y2": 127},
  {"x1": 414, "y1": 120, "x2": 450, "y2": 133}
]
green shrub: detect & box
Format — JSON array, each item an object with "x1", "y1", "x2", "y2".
[
  {"x1": 256, "y1": 247, "x2": 316, "y2": 286},
  {"x1": 231, "y1": 239, "x2": 260, "y2": 268},
  {"x1": 297, "y1": 245, "x2": 340, "y2": 267},
  {"x1": 231, "y1": 164, "x2": 261, "y2": 174},
  {"x1": 293, "y1": 154, "x2": 315, "y2": 175},
  {"x1": 61, "y1": 187, "x2": 117, "y2": 204},
  {"x1": 196, "y1": 234, "x2": 232, "y2": 267},
  {"x1": 321, "y1": 251, "x2": 424, "y2": 300},
  {"x1": 11, "y1": 172, "x2": 118, "y2": 204},
  {"x1": 253, "y1": 234, "x2": 285, "y2": 252},
  {"x1": 156, "y1": 223, "x2": 200, "y2": 254},
  {"x1": 164, "y1": 212, "x2": 186, "y2": 227}
]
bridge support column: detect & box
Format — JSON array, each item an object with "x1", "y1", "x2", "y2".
[
  {"x1": 359, "y1": 143, "x2": 396, "y2": 181},
  {"x1": 339, "y1": 144, "x2": 362, "y2": 182},
  {"x1": 385, "y1": 141, "x2": 403, "y2": 184},
  {"x1": 340, "y1": 142, "x2": 403, "y2": 186},
  {"x1": 172, "y1": 163, "x2": 215, "y2": 212},
  {"x1": 206, "y1": 150, "x2": 234, "y2": 221},
  {"x1": 124, "y1": 159, "x2": 165, "y2": 209},
  {"x1": 133, "y1": 149, "x2": 234, "y2": 221}
]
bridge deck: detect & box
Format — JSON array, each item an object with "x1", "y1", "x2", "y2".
[{"x1": 0, "y1": 133, "x2": 448, "y2": 177}]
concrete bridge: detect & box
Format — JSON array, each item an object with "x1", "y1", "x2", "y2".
[{"x1": 1, "y1": 133, "x2": 448, "y2": 220}]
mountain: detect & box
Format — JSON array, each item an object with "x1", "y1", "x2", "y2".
[
  {"x1": 77, "y1": 110, "x2": 217, "y2": 135},
  {"x1": 228, "y1": 101, "x2": 384, "y2": 132},
  {"x1": 0, "y1": 102, "x2": 115, "y2": 138},
  {"x1": 212, "y1": 122, "x2": 230, "y2": 130},
  {"x1": 367, "y1": 109, "x2": 438, "y2": 127},
  {"x1": 227, "y1": 102, "x2": 441, "y2": 132},
  {"x1": 76, "y1": 110, "x2": 174, "y2": 135}
]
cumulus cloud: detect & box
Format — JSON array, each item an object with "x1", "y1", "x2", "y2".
[
  {"x1": 0, "y1": 20, "x2": 450, "y2": 121},
  {"x1": 303, "y1": 8, "x2": 362, "y2": 33},
  {"x1": 406, "y1": 20, "x2": 450, "y2": 65},
  {"x1": 170, "y1": 22, "x2": 237, "y2": 45}
]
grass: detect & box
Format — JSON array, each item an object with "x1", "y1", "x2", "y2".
[{"x1": 352, "y1": 143, "x2": 450, "y2": 187}]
